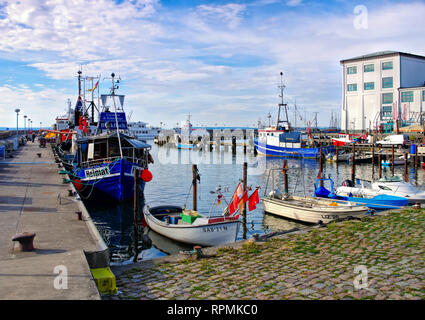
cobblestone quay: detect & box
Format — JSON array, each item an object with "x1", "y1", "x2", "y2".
[{"x1": 108, "y1": 209, "x2": 425, "y2": 300}]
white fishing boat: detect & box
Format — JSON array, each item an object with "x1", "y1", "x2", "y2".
[
  {"x1": 143, "y1": 205, "x2": 240, "y2": 247},
  {"x1": 262, "y1": 191, "x2": 369, "y2": 224}
]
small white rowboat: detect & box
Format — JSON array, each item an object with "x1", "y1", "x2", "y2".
[
  {"x1": 262, "y1": 194, "x2": 369, "y2": 224},
  {"x1": 143, "y1": 205, "x2": 240, "y2": 247}
]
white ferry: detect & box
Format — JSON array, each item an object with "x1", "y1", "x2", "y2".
[{"x1": 128, "y1": 121, "x2": 161, "y2": 141}]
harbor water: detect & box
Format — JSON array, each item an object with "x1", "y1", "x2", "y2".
[{"x1": 85, "y1": 143, "x2": 425, "y2": 265}]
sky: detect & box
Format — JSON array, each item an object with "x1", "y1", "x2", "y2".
[{"x1": 0, "y1": 0, "x2": 424, "y2": 128}]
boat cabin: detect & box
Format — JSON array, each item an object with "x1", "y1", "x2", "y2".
[{"x1": 76, "y1": 132, "x2": 151, "y2": 168}]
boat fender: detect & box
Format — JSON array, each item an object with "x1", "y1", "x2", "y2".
[
  {"x1": 73, "y1": 179, "x2": 83, "y2": 191},
  {"x1": 140, "y1": 169, "x2": 153, "y2": 182}
]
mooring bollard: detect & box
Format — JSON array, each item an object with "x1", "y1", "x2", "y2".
[
  {"x1": 75, "y1": 211, "x2": 83, "y2": 220},
  {"x1": 193, "y1": 246, "x2": 203, "y2": 259},
  {"x1": 12, "y1": 232, "x2": 36, "y2": 251}
]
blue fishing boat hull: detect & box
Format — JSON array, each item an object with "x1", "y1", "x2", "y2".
[
  {"x1": 255, "y1": 140, "x2": 335, "y2": 158},
  {"x1": 73, "y1": 158, "x2": 145, "y2": 202}
]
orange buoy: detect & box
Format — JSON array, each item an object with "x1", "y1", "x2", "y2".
[{"x1": 140, "y1": 169, "x2": 153, "y2": 182}]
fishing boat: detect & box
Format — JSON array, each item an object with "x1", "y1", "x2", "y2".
[
  {"x1": 261, "y1": 169, "x2": 369, "y2": 224},
  {"x1": 314, "y1": 178, "x2": 408, "y2": 210},
  {"x1": 254, "y1": 72, "x2": 335, "y2": 158},
  {"x1": 175, "y1": 115, "x2": 197, "y2": 149},
  {"x1": 327, "y1": 152, "x2": 372, "y2": 164},
  {"x1": 68, "y1": 73, "x2": 153, "y2": 202},
  {"x1": 143, "y1": 167, "x2": 242, "y2": 246}
]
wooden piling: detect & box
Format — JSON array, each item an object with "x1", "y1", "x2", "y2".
[
  {"x1": 404, "y1": 152, "x2": 408, "y2": 182},
  {"x1": 243, "y1": 133, "x2": 247, "y2": 154},
  {"x1": 242, "y1": 162, "x2": 247, "y2": 240},
  {"x1": 415, "y1": 145, "x2": 418, "y2": 169},
  {"x1": 371, "y1": 144, "x2": 375, "y2": 178},
  {"x1": 335, "y1": 144, "x2": 339, "y2": 163},
  {"x1": 319, "y1": 144, "x2": 324, "y2": 186},
  {"x1": 391, "y1": 145, "x2": 395, "y2": 176},
  {"x1": 283, "y1": 160, "x2": 288, "y2": 194},
  {"x1": 378, "y1": 153, "x2": 382, "y2": 179},
  {"x1": 133, "y1": 169, "x2": 140, "y2": 262},
  {"x1": 351, "y1": 143, "x2": 356, "y2": 184},
  {"x1": 192, "y1": 164, "x2": 197, "y2": 211},
  {"x1": 232, "y1": 136, "x2": 236, "y2": 155}
]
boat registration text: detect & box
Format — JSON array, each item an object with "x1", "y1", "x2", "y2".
[{"x1": 85, "y1": 167, "x2": 110, "y2": 179}]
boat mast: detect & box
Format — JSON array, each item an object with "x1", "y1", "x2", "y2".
[
  {"x1": 277, "y1": 72, "x2": 290, "y2": 131},
  {"x1": 110, "y1": 73, "x2": 123, "y2": 158}
]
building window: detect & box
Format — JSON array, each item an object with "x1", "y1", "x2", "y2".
[
  {"x1": 382, "y1": 77, "x2": 393, "y2": 89},
  {"x1": 382, "y1": 106, "x2": 393, "y2": 119},
  {"x1": 347, "y1": 66, "x2": 357, "y2": 74},
  {"x1": 347, "y1": 83, "x2": 357, "y2": 92},
  {"x1": 382, "y1": 61, "x2": 393, "y2": 70},
  {"x1": 401, "y1": 91, "x2": 414, "y2": 102},
  {"x1": 364, "y1": 64, "x2": 374, "y2": 72},
  {"x1": 382, "y1": 93, "x2": 393, "y2": 104},
  {"x1": 364, "y1": 82, "x2": 374, "y2": 90}
]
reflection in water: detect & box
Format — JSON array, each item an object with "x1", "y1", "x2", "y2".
[{"x1": 86, "y1": 143, "x2": 425, "y2": 264}]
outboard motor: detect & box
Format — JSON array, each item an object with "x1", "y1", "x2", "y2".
[
  {"x1": 342, "y1": 179, "x2": 354, "y2": 187},
  {"x1": 268, "y1": 189, "x2": 282, "y2": 199}
]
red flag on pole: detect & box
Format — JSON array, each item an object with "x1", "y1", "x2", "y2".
[
  {"x1": 78, "y1": 116, "x2": 83, "y2": 130},
  {"x1": 227, "y1": 183, "x2": 243, "y2": 216},
  {"x1": 248, "y1": 189, "x2": 259, "y2": 211},
  {"x1": 238, "y1": 191, "x2": 248, "y2": 212}
]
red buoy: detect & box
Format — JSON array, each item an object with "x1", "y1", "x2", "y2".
[
  {"x1": 73, "y1": 179, "x2": 83, "y2": 191},
  {"x1": 140, "y1": 169, "x2": 153, "y2": 182}
]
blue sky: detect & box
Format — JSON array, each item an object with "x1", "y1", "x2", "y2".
[{"x1": 0, "y1": 0, "x2": 424, "y2": 128}]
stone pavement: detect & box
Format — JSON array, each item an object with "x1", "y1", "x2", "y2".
[
  {"x1": 109, "y1": 209, "x2": 425, "y2": 300},
  {"x1": 0, "y1": 140, "x2": 100, "y2": 299}
]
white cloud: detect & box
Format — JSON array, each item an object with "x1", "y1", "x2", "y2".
[{"x1": 1, "y1": 1, "x2": 425, "y2": 127}]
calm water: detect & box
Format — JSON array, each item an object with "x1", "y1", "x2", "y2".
[{"x1": 85, "y1": 143, "x2": 425, "y2": 265}]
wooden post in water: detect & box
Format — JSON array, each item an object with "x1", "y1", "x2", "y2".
[
  {"x1": 283, "y1": 160, "x2": 288, "y2": 194},
  {"x1": 378, "y1": 153, "x2": 382, "y2": 179},
  {"x1": 243, "y1": 133, "x2": 247, "y2": 154},
  {"x1": 319, "y1": 144, "x2": 324, "y2": 186},
  {"x1": 242, "y1": 162, "x2": 248, "y2": 240},
  {"x1": 415, "y1": 145, "x2": 418, "y2": 169},
  {"x1": 133, "y1": 169, "x2": 140, "y2": 262},
  {"x1": 335, "y1": 144, "x2": 339, "y2": 163},
  {"x1": 351, "y1": 143, "x2": 356, "y2": 184},
  {"x1": 391, "y1": 145, "x2": 395, "y2": 176},
  {"x1": 404, "y1": 152, "x2": 408, "y2": 182},
  {"x1": 232, "y1": 136, "x2": 237, "y2": 155},
  {"x1": 192, "y1": 164, "x2": 198, "y2": 211},
  {"x1": 371, "y1": 144, "x2": 375, "y2": 178}
]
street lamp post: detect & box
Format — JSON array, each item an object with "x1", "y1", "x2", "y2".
[
  {"x1": 15, "y1": 108, "x2": 20, "y2": 136},
  {"x1": 24, "y1": 115, "x2": 27, "y2": 137}
]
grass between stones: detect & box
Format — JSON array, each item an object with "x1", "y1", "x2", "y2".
[{"x1": 109, "y1": 208, "x2": 425, "y2": 300}]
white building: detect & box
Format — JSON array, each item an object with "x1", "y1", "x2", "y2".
[{"x1": 340, "y1": 51, "x2": 425, "y2": 132}]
